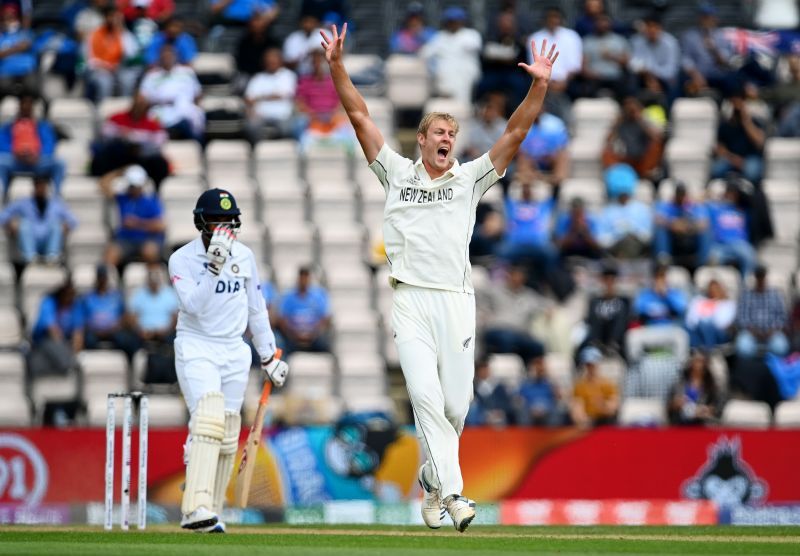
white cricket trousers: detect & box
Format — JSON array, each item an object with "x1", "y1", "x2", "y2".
[{"x1": 392, "y1": 284, "x2": 476, "y2": 498}]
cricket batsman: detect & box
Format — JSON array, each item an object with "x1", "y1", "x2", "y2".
[
  {"x1": 168, "y1": 188, "x2": 289, "y2": 532},
  {"x1": 321, "y1": 23, "x2": 558, "y2": 532}
]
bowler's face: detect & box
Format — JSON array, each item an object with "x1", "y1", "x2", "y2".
[{"x1": 418, "y1": 119, "x2": 457, "y2": 173}]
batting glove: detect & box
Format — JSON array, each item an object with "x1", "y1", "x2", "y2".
[
  {"x1": 261, "y1": 349, "x2": 288, "y2": 388},
  {"x1": 206, "y1": 224, "x2": 235, "y2": 276}
]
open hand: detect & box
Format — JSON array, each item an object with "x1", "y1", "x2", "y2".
[
  {"x1": 320, "y1": 23, "x2": 348, "y2": 64},
  {"x1": 519, "y1": 39, "x2": 559, "y2": 82}
]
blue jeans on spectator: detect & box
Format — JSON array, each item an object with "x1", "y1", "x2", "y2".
[
  {"x1": 0, "y1": 154, "x2": 66, "y2": 196},
  {"x1": 689, "y1": 321, "x2": 729, "y2": 349},
  {"x1": 484, "y1": 327, "x2": 544, "y2": 365},
  {"x1": 736, "y1": 330, "x2": 789, "y2": 357},
  {"x1": 17, "y1": 218, "x2": 62, "y2": 262},
  {"x1": 711, "y1": 155, "x2": 764, "y2": 185},
  {"x1": 654, "y1": 225, "x2": 710, "y2": 265},
  {"x1": 709, "y1": 239, "x2": 757, "y2": 276}
]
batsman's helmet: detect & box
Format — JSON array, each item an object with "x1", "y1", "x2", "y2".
[{"x1": 193, "y1": 188, "x2": 241, "y2": 234}]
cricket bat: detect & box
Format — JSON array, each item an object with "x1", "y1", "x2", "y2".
[{"x1": 234, "y1": 349, "x2": 279, "y2": 508}]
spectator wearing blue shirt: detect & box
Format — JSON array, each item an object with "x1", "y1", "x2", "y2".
[
  {"x1": 278, "y1": 266, "x2": 332, "y2": 355},
  {"x1": 0, "y1": 94, "x2": 66, "y2": 201},
  {"x1": 706, "y1": 182, "x2": 756, "y2": 276},
  {"x1": 210, "y1": 0, "x2": 278, "y2": 26},
  {"x1": 144, "y1": 16, "x2": 197, "y2": 66},
  {"x1": 0, "y1": 173, "x2": 76, "y2": 264},
  {"x1": 654, "y1": 183, "x2": 710, "y2": 270},
  {"x1": 29, "y1": 280, "x2": 84, "y2": 377},
  {"x1": 597, "y1": 163, "x2": 653, "y2": 259},
  {"x1": 0, "y1": 4, "x2": 37, "y2": 100},
  {"x1": 553, "y1": 196, "x2": 602, "y2": 259},
  {"x1": 465, "y1": 360, "x2": 517, "y2": 427},
  {"x1": 517, "y1": 356, "x2": 567, "y2": 426},
  {"x1": 99, "y1": 164, "x2": 166, "y2": 267},
  {"x1": 516, "y1": 111, "x2": 569, "y2": 188},
  {"x1": 82, "y1": 264, "x2": 140, "y2": 360},
  {"x1": 634, "y1": 264, "x2": 688, "y2": 325},
  {"x1": 499, "y1": 181, "x2": 558, "y2": 272},
  {"x1": 128, "y1": 264, "x2": 179, "y2": 344}
]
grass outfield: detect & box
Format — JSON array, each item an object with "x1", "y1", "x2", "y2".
[{"x1": 1, "y1": 525, "x2": 799, "y2": 555}]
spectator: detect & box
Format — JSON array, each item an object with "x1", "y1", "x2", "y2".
[
  {"x1": 295, "y1": 47, "x2": 354, "y2": 152},
  {"x1": 139, "y1": 43, "x2": 205, "y2": 142},
  {"x1": 517, "y1": 356, "x2": 566, "y2": 425},
  {"x1": 680, "y1": 2, "x2": 735, "y2": 96},
  {"x1": 84, "y1": 5, "x2": 140, "y2": 103},
  {"x1": 0, "y1": 172, "x2": 76, "y2": 264},
  {"x1": 420, "y1": 6, "x2": 482, "y2": 104},
  {"x1": 475, "y1": 11, "x2": 528, "y2": 110},
  {"x1": 91, "y1": 94, "x2": 170, "y2": 190},
  {"x1": 573, "y1": 0, "x2": 606, "y2": 37},
  {"x1": 582, "y1": 265, "x2": 630, "y2": 355},
  {"x1": 463, "y1": 92, "x2": 508, "y2": 160},
  {"x1": 601, "y1": 95, "x2": 664, "y2": 182},
  {"x1": 686, "y1": 279, "x2": 736, "y2": 349},
  {"x1": 570, "y1": 346, "x2": 618, "y2": 427},
  {"x1": 278, "y1": 266, "x2": 332, "y2": 354},
  {"x1": 706, "y1": 181, "x2": 757, "y2": 276},
  {"x1": 629, "y1": 12, "x2": 680, "y2": 96},
  {"x1": 654, "y1": 183, "x2": 710, "y2": 269},
  {"x1": 99, "y1": 165, "x2": 165, "y2": 268},
  {"x1": 300, "y1": 0, "x2": 347, "y2": 22},
  {"x1": 3, "y1": 0, "x2": 31, "y2": 29},
  {"x1": 29, "y1": 280, "x2": 83, "y2": 377},
  {"x1": 597, "y1": 163, "x2": 653, "y2": 259},
  {"x1": 210, "y1": 0, "x2": 278, "y2": 29},
  {"x1": 143, "y1": 15, "x2": 197, "y2": 67},
  {"x1": 283, "y1": 14, "x2": 322, "y2": 75},
  {"x1": 244, "y1": 47, "x2": 297, "y2": 143},
  {"x1": 516, "y1": 110, "x2": 569, "y2": 188},
  {"x1": 128, "y1": 264, "x2": 178, "y2": 346},
  {"x1": 470, "y1": 203, "x2": 505, "y2": 262},
  {"x1": 481, "y1": 266, "x2": 548, "y2": 365},
  {"x1": 528, "y1": 6, "x2": 582, "y2": 120},
  {"x1": 634, "y1": 264, "x2": 688, "y2": 326},
  {"x1": 119, "y1": 0, "x2": 175, "y2": 25},
  {"x1": 668, "y1": 351, "x2": 721, "y2": 425},
  {"x1": 710, "y1": 89, "x2": 767, "y2": 186},
  {"x1": 0, "y1": 4, "x2": 37, "y2": 101},
  {"x1": 389, "y1": 2, "x2": 434, "y2": 55},
  {"x1": 768, "y1": 54, "x2": 800, "y2": 137},
  {"x1": 235, "y1": 14, "x2": 280, "y2": 81},
  {"x1": 553, "y1": 196, "x2": 602, "y2": 259},
  {"x1": 735, "y1": 265, "x2": 789, "y2": 357},
  {"x1": 81, "y1": 264, "x2": 140, "y2": 360},
  {"x1": 465, "y1": 360, "x2": 516, "y2": 426},
  {"x1": 576, "y1": 12, "x2": 630, "y2": 99},
  {"x1": 74, "y1": 0, "x2": 110, "y2": 42},
  {"x1": 499, "y1": 181, "x2": 558, "y2": 279},
  {"x1": 0, "y1": 94, "x2": 65, "y2": 201}
]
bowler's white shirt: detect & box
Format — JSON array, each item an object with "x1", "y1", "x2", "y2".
[
  {"x1": 369, "y1": 144, "x2": 504, "y2": 294},
  {"x1": 168, "y1": 237, "x2": 276, "y2": 357}
]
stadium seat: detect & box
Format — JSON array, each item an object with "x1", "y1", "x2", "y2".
[
  {"x1": 694, "y1": 265, "x2": 741, "y2": 300},
  {"x1": 286, "y1": 352, "x2": 336, "y2": 399},
  {"x1": 334, "y1": 311, "x2": 381, "y2": 355},
  {"x1": 626, "y1": 325, "x2": 690, "y2": 363},
  {"x1": 205, "y1": 138, "x2": 251, "y2": 177},
  {"x1": 141, "y1": 395, "x2": 188, "y2": 427},
  {"x1": 665, "y1": 139, "x2": 711, "y2": 192},
  {"x1": 765, "y1": 138, "x2": 800, "y2": 180},
  {"x1": 365, "y1": 97, "x2": 395, "y2": 139},
  {"x1": 339, "y1": 353, "x2": 387, "y2": 398},
  {"x1": 707, "y1": 351, "x2": 729, "y2": 395},
  {"x1": 163, "y1": 141, "x2": 203, "y2": 176},
  {"x1": 261, "y1": 181, "x2": 308, "y2": 224},
  {"x1": 56, "y1": 141, "x2": 91, "y2": 176},
  {"x1": 545, "y1": 352, "x2": 574, "y2": 394},
  {"x1": 666, "y1": 266, "x2": 692, "y2": 293},
  {"x1": 309, "y1": 182, "x2": 360, "y2": 226},
  {"x1": 20, "y1": 264, "x2": 68, "y2": 305},
  {"x1": 72, "y1": 263, "x2": 119, "y2": 294},
  {"x1": 255, "y1": 139, "x2": 301, "y2": 184},
  {"x1": 0, "y1": 307, "x2": 22, "y2": 349},
  {"x1": 97, "y1": 96, "x2": 131, "y2": 120},
  {"x1": 78, "y1": 349, "x2": 129, "y2": 403},
  {"x1": 30, "y1": 374, "x2": 80, "y2": 421},
  {"x1": 572, "y1": 97, "x2": 619, "y2": 141},
  {"x1": 344, "y1": 395, "x2": 395, "y2": 415},
  {"x1": 774, "y1": 401, "x2": 800, "y2": 428},
  {"x1": 8, "y1": 176, "x2": 33, "y2": 202},
  {"x1": 568, "y1": 138, "x2": 603, "y2": 179},
  {"x1": 0, "y1": 397, "x2": 31, "y2": 426},
  {"x1": 0, "y1": 262, "x2": 15, "y2": 308},
  {"x1": 302, "y1": 143, "x2": 353, "y2": 183},
  {"x1": 488, "y1": 354, "x2": 525, "y2": 391},
  {"x1": 670, "y1": 98, "x2": 718, "y2": 147},
  {"x1": 424, "y1": 97, "x2": 474, "y2": 141},
  {"x1": 329, "y1": 289, "x2": 373, "y2": 315},
  {"x1": 559, "y1": 178, "x2": 606, "y2": 209},
  {"x1": 267, "y1": 223, "x2": 317, "y2": 272},
  {"x1": 0, "y1": 350, "x2": 25, "y2": 384},
  {"x1": 66, "y1": 225, "x2": 110, "y2": 266},
  {"x1": 721, "y1": 399, "x2": 772, "y2": 428},
  {"x1": 50, "y1": 98, "x2": 97, "y2": 142},
  {"x1": 385, "y1": 55, "x2": 430, "y2": 110},
  {"x1": 193, "y1": 52, "x2": 236, "y2": 94},
  {"x1": 618, "y1": 397, "x2": 667, "y2": 426}
]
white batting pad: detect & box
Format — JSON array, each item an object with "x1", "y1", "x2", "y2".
[
  {"x1": 212, "y1": 410, "x2": 241, "y2": 515},
  {"x1": 181, "y1": 392, "x2": 225, "y2": 515}
]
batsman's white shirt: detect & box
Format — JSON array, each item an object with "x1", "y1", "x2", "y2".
[{"x1": 369, "y1": 144, "x2": 504, "y2": 293}]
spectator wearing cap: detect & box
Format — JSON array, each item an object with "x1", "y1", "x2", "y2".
[
  {"x1": 553, "y1": 197, "x2": 602, "y2": 259},
  {"x1": 629, "y1": 12, "x2": 680, "y2": 96},
  {"x1": 244, "y1": 47, "x2": 297, "y2": 143},
  {"x1": 0, "y1": 172, "x2": 76, "y2": 264},
  {"x1": 601, "y1": 95, "x2": 664, "y2": 182},
  {"x1": 654, "y1": 183, "x2": 710, "y2": 270},
  {"x1": 581, "y1": 265, "x2": 630, "y2": 356},
  {"x1": 516, "y1": 110, "x2": 570, "y2": 188},
  {"x1": 99, "y1": 165, "x2": 165, "y2": 268},
  {"x1": 597, "y1": 163, "x2": 653, "y2": 259},
  {"x1": 84, "y1": 5, "x2": 140, "y2": 104},
  {"x1": 143, "y1": 15, "x2": 197, "y2": 67},
  {"x1": 680, "y1": 2, "x2": 735, "y2": 96},
  {"x1": 475, "y1": 11, "x2": 529, "y2": 110},
  {"x1": 81, "y1": 264, "x2": 141, "y2": 361},
  {"x1": 576, "y1": 12, "x2": 631, "y2": 99},
  {"x1": 528, "y1": 6, "x2": 583, "y2": 121},
  {"x1": 706, "y1": 182, "x2": 756, "y2": 276},
  {"x1": 92, "y1": 94, "x2": 170, "y2": 190},
  {"x1": 0, "y1": 3, "x2": 37, "y2": 101},
  {"x1": 0, "y1": 94, "x2": 65, "y2": 201},
  {"x1": 735, "y1": 266, "x2": 789, "y2": 357},
  {"x1": 278, "y1": 267, "x2": 332, "y2": 355},
  {"x1": 570, "y1": 346, "x2": 619, "y2": 427},
  {"x1": 420, "y1": 6, "x2": 482, "y2": 104},
  {"x1": 634, "y1": 264, "x2": 688, "y2": 326},
  {"x1": 389, "y1": 2, "x2": 434, "y2": 55},
  {"x1": 710, "y1": 88, "x2": 767, "y2": 186}
]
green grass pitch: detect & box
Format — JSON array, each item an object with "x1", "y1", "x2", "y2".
[{"x1": 1, "y1": 525, "x2": 799, "y2": 555}]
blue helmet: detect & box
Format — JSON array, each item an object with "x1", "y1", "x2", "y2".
[{"x1": 193, "y1": 188, "x2": 241, "y2": 234}]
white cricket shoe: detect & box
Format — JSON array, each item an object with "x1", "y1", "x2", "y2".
[
  {"x1": 180, "y1": 506, "x2": 218, "y2": 530},
  {"x1": 418, "y1": 465, "x2": 445, "y2": 529},
  {"x1": 194, "y1": 520, "x2": 226, "y2": 534},
  {"x1": 443, "y1": 495, "x2": 476, "y2": 533}
]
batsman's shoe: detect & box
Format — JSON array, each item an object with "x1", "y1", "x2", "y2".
[
  {"x1": 180, "y1": 506, "x2": 218, "y2": 530},
  {"x1": 195, "y1": 520, "x2": 226, "y2": 534},
  {"x1": 418, "y1": 465, "x2": 445, "y2": 529},
  {"x1": 444, "y1": 495, "x2": 476, "y2": 533}
]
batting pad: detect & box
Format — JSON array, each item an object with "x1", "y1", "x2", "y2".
[
  {"x1": 182, "y1": 392, "x2": 225, "y2": 515},
  {"x1": 212, "y1": 410, "x2": 241, "y2": 515}
]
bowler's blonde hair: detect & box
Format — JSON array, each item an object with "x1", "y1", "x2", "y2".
[{"x1": 417, "y1": 112, "x2": 460, "y2": 136}]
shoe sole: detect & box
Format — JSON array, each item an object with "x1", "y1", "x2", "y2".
[
  {"x1": 181, "y1": 516, "x2": 219, "y2": 531},
  {"x1": 456, "y1": 512, "x2": 475, "y2": 533}
]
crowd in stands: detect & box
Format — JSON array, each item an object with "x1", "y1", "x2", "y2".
[{"x1": 1, "y1": 0, "x2": 800, "y2": 428}]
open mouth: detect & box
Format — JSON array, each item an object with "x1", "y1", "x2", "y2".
[{"x1": 436, "y1": 146, "x2": 449, "y2": 162}]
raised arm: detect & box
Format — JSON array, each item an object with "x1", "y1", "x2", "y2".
[
  {"x1": 489, "y1": 40, "x2": 559, "y2": 175},
  {"x1": 321, "y1": 23, "x2": 384, "y2": 162}
]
